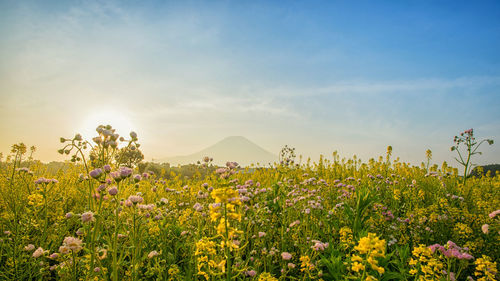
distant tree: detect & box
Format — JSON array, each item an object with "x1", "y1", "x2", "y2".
[
  {"x1": 114, "y1": 145, "x2": 144, "y2": 168},
  {"x1": 470, "y1": 164, "x2": 500, "y2": 178}
]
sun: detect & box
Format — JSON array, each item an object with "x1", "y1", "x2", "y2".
[{"x1": 79, "y1": 109, "x2": 136, "y2": 141}]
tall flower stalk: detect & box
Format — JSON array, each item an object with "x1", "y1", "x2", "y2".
[{"x1": 451, "y1": 129, "x2": 493, "y2": 184}]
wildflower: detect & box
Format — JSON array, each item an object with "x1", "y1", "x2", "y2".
[
  {"x1": 119, "y1": 167, "x2": 133, "y2": 178},
  {"x1": 300, "y1": 255, "x2": 314, "y2": 272},
  {"x1": 312, "y1": 240, "x2": 329, "y2": 251},
  {"x1": 24, "y1": 244, "x2": 35, "y2": 251},
  {"x1": 62, "y1": 236, "x2": 83, "y2": 253},
  {"x1": 98, "y1": 249, "x2": 107, "y2": 260},
  {"x1": 351, "y1": 233, "x2": 386, "y2": 276},
  {"x1": 124, "y1": 200, "x2": 133, "y2": 207},
  {"x1": 246, "y1": 270, "x2": 257, "y2": 277},
  {"x1": 49, "y1": 253, "x2": 59, "y2": 259},
  {"x1": 108, "y1": 186, "x2": 118, "y2": 196},
  {"x1": 288, "y1": 263, "x2": 296, "y2": 269},
  {"x1": 489, "y1": 209, "x2": 500, "y2": 218},
  {"x1": 133, "y1": 174, "x2": 141, "y2": 183},
  {"x1": 259, "y1": 231, "x2": 266, "y2": 238},
  {"x1": 75, "y1": 228, "x2": 84, "y2": 236},
  {"x1": 339, "y1": 227, "x2": 354, "y2": 250},
  {"x1": 281, "y1": 252, "x2": 292, "y2": 260},
  {"x1": 410, "y1": 244, "x2": 443, "y2": 280},
  {"x1": 33, "y1": 247, "x2": 45, "y2": 258},
  {"x1": 193, "y1": 203, "x2": 203, "y2": 212},
  {"x1": 351, "y1": 262, "x2": 365, "y2": 272},
  {"x1": 429, "y1": 241, "x2": 474, "y2": 260},
  {"x1": 110, "y1": 171, "x2": 121, "y2": 182},
  {"x1": 148, "y1": 250, "x2": 159, "y2": 259},
  {"x1": 89, "y1": 168, "x2": 103, "y2": 179},
  {"x1": 289, "y1": 220, "x2": 300, "y2": 227},
  {"x1": 474, "y1": 255, "x2": 497, "y2": 281},
  {"x1": 81, "y1": 211, "x2": 94, "y2": 223},
  {"x1": 128, "y1": 195, "x2": 144, "y2": 204},
  {"x1": 103, "y1": 164, "x2": 111, "y2": 173},
  {"x1": 258, "y1": 272, "x2": 278, "y2": 281},
  {"x1": 481, "y1": 224, "x2": 489, "y2": 234}
]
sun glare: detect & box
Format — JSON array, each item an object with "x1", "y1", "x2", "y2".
[{"x1": 79, "y1": 110, "x2": 136, "y2": 141}]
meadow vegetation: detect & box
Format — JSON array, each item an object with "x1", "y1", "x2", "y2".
[{"x1": 0, "y1": 125, "x2": 498, "y2": 280}]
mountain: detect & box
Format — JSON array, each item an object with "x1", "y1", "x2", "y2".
[{"x1": 158, "y1": 136, "x2": 278, "y2": 167}]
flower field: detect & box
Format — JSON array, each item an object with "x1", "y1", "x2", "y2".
[{"x1": 0, "y1": 126, "x2": 498, "y2": 281}]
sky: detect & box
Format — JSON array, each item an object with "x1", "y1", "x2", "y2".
[{"x1": 1, "y1": 0, "x2": 499, "y2": 167}]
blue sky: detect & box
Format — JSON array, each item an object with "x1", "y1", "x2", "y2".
[{"x1": 1, "y1": 0, "x2": 499, "y2": 166}]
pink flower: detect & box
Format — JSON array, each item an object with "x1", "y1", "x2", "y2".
[
  {"x1": 312, "y1": 241, "x2": 329, "y2": 251},
  {"x1": 24, "y1": 244, "x2": 35, "y2": 251},
  {"x1": 128, "y1": 195, "x2": 143, "y2": 204},
  {"x1": 108, "y1": 186, "x2": 118, "y2": 196},
  {"x1": 33, "y1": 247, "x2": 45, "y2": 258},
  {"x1": 148, "y1": 250, "x2": 159, "y2": 259},
  {"x1": 258, "y1": 232, "x2": 266, "y2": 238},
  {"x1": 63, "y1": 236, "x2": 83, "y2": 253},
  {"x1": 124, "y1": 200, "x2": 133, "y2": 207},
  {"x1": 245, "y1": 270, "x2": 256, "y2": 277},
  {"x1": 482, "y1": 224, "x2": 489, "y2": 234},
  {"x1": 281, "y1": 252, "x2": 292, "y2": 260},
  {"x1": 289, "y1": 220, "x2": 300, "y2": 227},
  {"x1": 193, "y1": 203, "x2": 203, "y2": 212},
  {"x1": 81, "y1": 211, "x2": 94, "y2": 223},
  {"x1": 489, "y1": 209, "x2": 500, "y2": 218}
]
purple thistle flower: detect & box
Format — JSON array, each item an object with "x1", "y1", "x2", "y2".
[{"x1": 89, "y1": 168, "x2": 103, "y2": 179}]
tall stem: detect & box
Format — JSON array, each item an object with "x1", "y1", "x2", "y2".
[
  {"x1": 112, "y1": 197, "x2": 120, "y2": 281},
  {"x1": 224, "y1": 204, "x2": 231, "y2": 281}
]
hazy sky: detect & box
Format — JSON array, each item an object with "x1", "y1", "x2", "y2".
[{"x1": 1, "y1": 0, "x2": 499, "y2": 166}]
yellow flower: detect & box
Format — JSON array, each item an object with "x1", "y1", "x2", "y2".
[
  {"x1": 300, "y1": 255, "x2": 314, "y2": 272},
  {"x1": 365, "y1": 275, "x2": 377, "y2": 281},
  {"x1": 352, "y1": 255, "x2": 363, "y2": 262},
  {"x1": 351, "y1": 262, "x2": 365, "y2": 272},
  {"x1": 258, "y1": 272, "x2": 278, "y2": 281},
  {"x1": 475, "y1": 255, "x2": 497, "y2": 281}
]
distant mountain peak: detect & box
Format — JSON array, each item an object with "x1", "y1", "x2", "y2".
[{"x1": 159, "y1": 136, "x2": 277, "y2": 167}]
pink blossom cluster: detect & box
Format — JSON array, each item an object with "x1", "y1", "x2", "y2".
[{"x1": 428, "y1": 241, "x2": 473, "y2": 260}]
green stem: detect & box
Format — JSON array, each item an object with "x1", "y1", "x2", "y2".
[
  {"x1": 112, "y1": 198, "x2": 120, "y2": 281},
  {"x1": 72, "y1": 250, "x2": 78, "y2": 281},
  {"x1": 132, "y1": 209, "x2": 137, "y2": 281},
  {"x1": 75, "y1": 144, "x2": 92, "y2": 210},
  {"x1": 224, "y1": 203, "x2": 231, "y2": 281},
  {"x1": 87, "y1": 195, "x2": 104, "y2": 281}
]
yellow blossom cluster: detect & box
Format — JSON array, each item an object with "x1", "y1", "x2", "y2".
[
  {"x1": 209, "y1": 187, "x2": 242, "y2": 247},
  {"x1": 351, "y1": 233, "x2": 386, "y2": 279},
  {"x1": 258, "y1": 272, "x2": 278, "y2": 281},
  {"x1": 300, "y1": 255, "x2": 314, "y2": 272},
  {"x1": 339, "y1": 227, "x2": 354, "y2": 250},
  {"x1": 409, "y1": 244, "x2": 443, "y2": 280},
  {"x1": 454, "y1": 222, "x2": 473, "y2": 241},
  {"x1": 474, "y1": 255, "x2": 498, "y2": 281},
  {"x1": 195, "y1": 237, "x2": 225, "y2": 280},
  {"x1": 27, "y1": 193, "x2": 44, "y2": 207}
]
